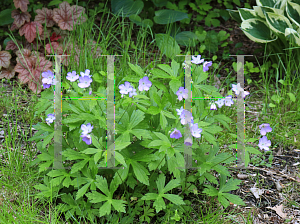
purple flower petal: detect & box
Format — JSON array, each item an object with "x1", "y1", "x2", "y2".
[{"x1": 170, "y1": 128, "x2": 182, "y2": 139}]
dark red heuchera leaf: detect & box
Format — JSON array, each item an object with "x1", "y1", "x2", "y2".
[
  {"x1": 10, "y1": 22, "x2": 19, "y2": 31},
  {"x1": 14, "y1": 49, "x2": 52, "y2": 94},
  {"x1": 13, "y1": 0, "x2": 29, "y2": 12},
  {"x1": 35, "y1": 8, "x2": 55, "y2": 27},
  {"x1": 5, "y1": 40, "x2": 22, "y2": 51},
  {"x1": 19, "y1": 21, "x2": 43, "y2": 43},
  {"x1": 0, "y1": 66, "x2": 16, "y2": 79},
  {"x1": 23, "y1": 40, "x2": 41, "y2": 51},
  {"x1": 53, "y1": 1, "x2": 86, "y2": 31},
  {"x1": 50, "y1": 32, "x2": 61, "y2": 41},
  {"x1": 11, "y1": 9, "x2": 31, "y2": 28},
  {"x1": 45, "y1": 42, "x2": 63, "y2": 54},
  {"x1": 0, "y1": 46, "x2": 12, "y2": 69}
]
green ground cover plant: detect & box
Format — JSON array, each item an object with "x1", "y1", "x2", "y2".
[{"x1": 0, "y1": 0, "x2": 299, "y2": 223}]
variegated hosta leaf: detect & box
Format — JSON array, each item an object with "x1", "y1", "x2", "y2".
[
  {"x1": 241, "y1": 18, "x2": 278, "y2": 43},
  {"x1": 255, "y1": 0, "x2": 286, "y2": 11},
  {"x1": 286, "y1": 1, "x2": 300, "y2": 29},
  {"x1": 265, "y1": 12, "x2": 292, "y2": 35},
  {"x1": 285, "y1": 28, "x2": 300, "y2": 46},
  {"x1": 238, "y1": 8, "x2": 258, "y2": 21},
  {"x1": 226, "y1": 9, "x2": 242, "y2": 23},
  {"x1": 253, "y1": 6, "x2": 265, "y2": 19},
  {"x1": 260, "y1": 6, "x2": 284, "y2": 18}
]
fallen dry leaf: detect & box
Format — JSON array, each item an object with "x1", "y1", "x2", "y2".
[
  {"x1": 250, "y1": 184, "x2": 265, "y2": 199},
  {"x1": 266, "y1": 204, "x2": 287, "y2": 219}
]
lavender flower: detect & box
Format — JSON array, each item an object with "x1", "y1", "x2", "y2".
[
  {"x1": 80, "y1": 69, "x2": 92, "y2": 78},
  {"x1": 180, "y1": 110, "x2": 193, "y2": 125},
  {"x1": 138, "y1": 76, "x2": 152, "y2": 91},
  {"x1": 215, "y1": 99, "x2": 225, "y2": 108},
  {"x1": 81, "y1": 134, "x2": 92, "y2": 145},
  {"x1": 66, "y1": 71, "x2": 79, "y2": 82},
  {"x1": 78, "y1": 76, "x2": 92, "y2": 88},
  {"x1": 170, "y1": 128, "x2": 182, "y2": 139},
  {"x1": 210, "y1": 102, "x2": 217, "y2": 110},
  {"x1": 258, "y1": 136, "x2": 271, "y2": 151},
  {"x1": 224, "y1": 95, "x2": 234, "y2": 106},
  {"x1": 259, "y1": 123, "x2": 272, "y2": 136},
  {"x1": 184, "y1": 137, "x2": 193, "y2": 146},
  {"x1": 119, "y1": 81, "x2": 133, "y2": 97},
  {"x1": 81, "y1": 123, "x2": 93, "y2": 135},
  {"x1": 176, "y1": 87, "x2": 188, "y2": 101},
  {"x1": 176, "y1": 106, "x2": 184, "y2": 116},
  {"x1": 191, "y1": 55, "x2": 204, "y2": 64},
  {"x1": 203, "y1": 61, "x2": 212, "y2": 72},
  {"x1": 190, "y1": 123, "x2": 202, "y2": 138},
  {"x1": 129, "y1": 88, "x2": 137, "y2": 98},
  {"x1": 46, "y1": 113, "x2": 55, "y2": 124},
  {"x1": 42, "y1": 70, "x2": 55, "y2": 89}
]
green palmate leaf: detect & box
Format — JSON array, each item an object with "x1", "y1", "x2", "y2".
[
  {"x1": 63, "y1": 176, "x2": 72, "y2": 187},
  {"x1": 42, "y1": 132, "x2": 55, "y2": 149},
  {"x1": 154, "y1": 9, "x2": 188, "y2": 24},
  {"x1": 157, "y1": 64, "x2": 173, "y2": 76},
  {"x1": 218, "y1": 194, "x2": 230, "y2": 208},
  {"x1": 76, "y1": 182, "x2": 91, "y2": 200},
  {"x1": 86, "y1": 175, "x2": 126, "y2": 217},
  {"x1": 169, "y1": 78, "x2": 181, "y2": 94},
  {"x1": 196, "y1": 84, "x2": 219, "y2": 95},
  {"x1": 146, "y1": 106, "x2": 161, "y2": 115},
  {"x1": 114, "y1": 140, "x2": 132, "y2": 151},
  {"x1": 70, "y1": 159, "x2": 89, "y2": 174},
  {"x1": 35, "y1": 123, "x2": 54, "y2": 132},
  {"x1": 62, "y1": 149, "x2": 86, "y2": 160},
  {"x1": 34, "y1": 101, "x2": 53, "y2": 117},
  {"x1": 160, "y1": 113, "x2": 168, "y2": 130},
  {"x1": 152, "y1": 92, "x2": 162, "y2": 106},
  {"x1": 203, "y1": 185, "x2": 219, "y2": 196},
  {"x1": 219, "y1": 178, "x2": 242, "y2": 193},
  {"x1": 221, "y1": 192, "x2": 246, "y2": 206},
  {"x1": 152, "y1": 80, "x2": 169, "y2": 93},
  {"x1": 128, "y1": 62, "x2": 144, "y2": 76},
  {"x1": 171, "y1": 59, "x2": 180, "y2": 77},
  {"x1": 213, "y1": 114, "x2": 232, "y2": 130},
  {"x1": 49, "y1": 176, "x2": 65, "y2": 187},
  {"x1": 141, "y1": 174, "x2": 184, "y2": 213},
  {"x1": 201, "y1": 131, "x2": 217, "y2": 145},
  {"x1": 131, "y1": 160, "x2": 149, "y2": 185},
  {"x1": 162, "y1": 110, "x2": 177, "y2": 119},
  {"x1": 155, "y1": 34, "x2": 181, "y2": 59},
  {"x1": 148, "y1": 140, "x2": 164, "y2": 147},
  {"x1": 128, "y1": 109, "x2": 145, "y2": 129},
  {"x1": 151, "y1": 68, "x2": 171, "y2": 79}
]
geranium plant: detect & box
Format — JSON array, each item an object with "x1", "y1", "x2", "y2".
[{"x1": 27, "y1": 54, "x2": 254, "y2": 222}]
